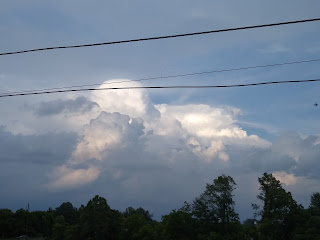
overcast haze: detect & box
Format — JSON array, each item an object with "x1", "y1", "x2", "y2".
[{"x1": 1, "y1": 0, "x2": 320, "y2": 221}]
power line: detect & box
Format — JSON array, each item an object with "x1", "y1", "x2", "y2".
[
  {"x1": 1, "y1": 18, "x2": 320, "y2": 56},
  {"x1": 0, "y1": 78, "x2": 319, "y2": 98},
  {"x1": 1, "y1": 57, "x2": 320, "y2": 96}
]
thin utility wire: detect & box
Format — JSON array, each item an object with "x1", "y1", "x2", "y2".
[
  {"x1": 0, "y1": 78, "x2": 319, "y2": 98},
  {"x1": 1, "y1": 18, "x2": 320, "y2": 56},
  {"x1": 1, "y1": 58, "x2": 320, "y2": 96}
]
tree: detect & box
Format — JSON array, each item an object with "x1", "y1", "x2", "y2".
[
  {"x1": 13, "y1": 208, "x2": 28, "y2": 237},
  {"x1": 254, "y1": 172, "x2": 303, "y2": 240},
  {"x1": 28, "y1": 210, "x2": 54, "y2": 237},
  {"x1": 294, "y1": 216, "x2": 320, "y2": 240},
  {"x1": 124, "y1": 207, "x2": 153, "y2": 222},
  {"x1": 161, "y1": 210, "x2": 195, "y2": 240},
  {"x1": 121, "y1": 214, "x2": 148, "y2": 240},
  {"x1": 309, "y1": 192, "x2": 320, "y2": 215},
  {"x1": 191, "y1": 175, "x2": 239, "y2": 236},
  {"x1": 0, "y1": 209, "x2": 14, "y2": 238},
  {"x1": 294, "y1": 192, "x2": 320, "y2": 239},
  {"x1": 134, "y1": 224, "x2": 157, "y2": 240},
  {"x1": 55, "y1": 202, "x2": 78, "y2": 225},
  {"x1": 121, "y1": 207, "x2": 156, "y2": 240},
  {"x1": 242, "y1": 219, "x2": 258, "y2": 240},
  {"x1": 78, "y1": 195, "x2": 114, "y2": 240},
  {"x1": 51, "y1": 215, "x2": 67, "y2": 240}
]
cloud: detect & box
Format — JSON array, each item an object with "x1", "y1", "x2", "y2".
[
  {"x1": 155, "y1": 104, "x2": 270, "y2": 148},
  {"x1": 1, "y1": 95, "x2": 101, "y2": 135},
  {"x1": 2, "y1": 81, "x2": 320, "y2": 220},
  {"x1": 0, "y1": 126, "x2": 77, "y2": 165},
  {"x1": 273, "y1": 171, "x2": 299, "y2": 186},
  {"x1": 228, "y1": 132, "x2": 320, "y2": 183},
  {"x1": 2, "y1": 78, "x2": 320, "y2": 221},
  {"x1": 267, "y1": 132, "x2": 320, "y2": 180},
  {"x1": 91, "y1": 80, "x2": 160, "y2": 119},
  {"x1": 70, "y1": 111, "x2": 145, "y2": 164},
  {"x1": 0, "y1": 127, "x2": 79, "y2": 205},
  {"x1": 1, "y1": 0, "x2": 320, "y2": 219},
  {"x1": 32, "y1": 96, "x2": 98, "y2": 116},
  {"x1": 47, "y1": 80, "x2": 272, "y2": 190},
  {"x1": 187, "y1": 137, "x2": 229, "y2": 162},
  {"x1": 49, "y1": 165, "x2": 100, "y2": 190}
]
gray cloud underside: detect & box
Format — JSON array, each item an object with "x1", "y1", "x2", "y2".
[
  {"x1": 0, "y1": 126, "x2": 77, "y2": 164},
  {"x1": 31, "y1": 96, "x2": 98, "y2": 116}
]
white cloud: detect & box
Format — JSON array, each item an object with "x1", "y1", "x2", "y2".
[
  {"x1": 49, "y1": 165, "x2": 100, "y2": 190},
  {"x1": 187, "y1": 137, "x2": 228, "y2": 162},
  {"x1": 2, "y1": 85, "x2": 320, "y2": 220},
  {"x1": 273, "y1": 171, "x2": 299, "y2": 186},
  {"x1": 91, "y1": 80, "x2": 160, "y2": 119},
  {"x1": 155, "y1": 104, "x2": 270, "y2": 148},
  {"x1": 32, "y1": 79, "x2": 319, "y2": 221},
  {"x1": 47, "y1": 80, "x2": 271, "y2": 189},
  {"x1": 70, "y1": 111, "x2": 145, "y2": 164}
]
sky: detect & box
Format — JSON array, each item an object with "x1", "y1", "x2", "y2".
[{"x1": 1, "y1": 0, "x2": 320, "y2": 221}]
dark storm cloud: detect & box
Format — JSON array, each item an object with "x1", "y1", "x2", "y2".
[
  {"x1": 0, "y1": 127, "x2": 79, "y2": 211},
  {"x1": 32, "y1": 96, "x2": 98, "y2": 116},
  {"x1": 0, "y1": 126, "x2": 77, "y2": 165}
]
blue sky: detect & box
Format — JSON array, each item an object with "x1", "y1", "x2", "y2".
[{"x1": 1, "y1": 0, "x2": 320, "y2": 221}]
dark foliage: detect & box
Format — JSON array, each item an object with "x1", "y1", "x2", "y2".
[{"x1": 0, "y1": 174, "x2": 319, "y2": 239}]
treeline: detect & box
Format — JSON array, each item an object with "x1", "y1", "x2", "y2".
[{"x1": 1, "y1": 172, "x2": 320, "y2": 240}]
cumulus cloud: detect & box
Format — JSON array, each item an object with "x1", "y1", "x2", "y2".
[
  {"x1": 91, "y1": 80, "x2": 160, "y2": 119},
  {"x1": 47, "y1": 110, "x2": 146, "y2": 189},
  {"x1": 3, "y1": 79, "x2": 320, "y2": 219},
  {"x1": 154, "y1": 104, "x2": 270, "y2": 147},
  {"x1": 187, "y1": 137, "x2": 228, "y2": 162},
  {"x1": 70, "y1": 111, "x2": 144, "y2": 164},
  {"x1": 47, "y1": 80, "x2": 273, "y2": 190}
]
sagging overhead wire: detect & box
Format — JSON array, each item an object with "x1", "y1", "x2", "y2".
[
  {"x1": 1, "y1": 57, "x2": 320, "y2": 97},
  {"x1": 1, "y1": 18, "x2": 320, "y2": 56},
  {"x1": 0, "y1": 78, "x2": 319, "y2": 98}
]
